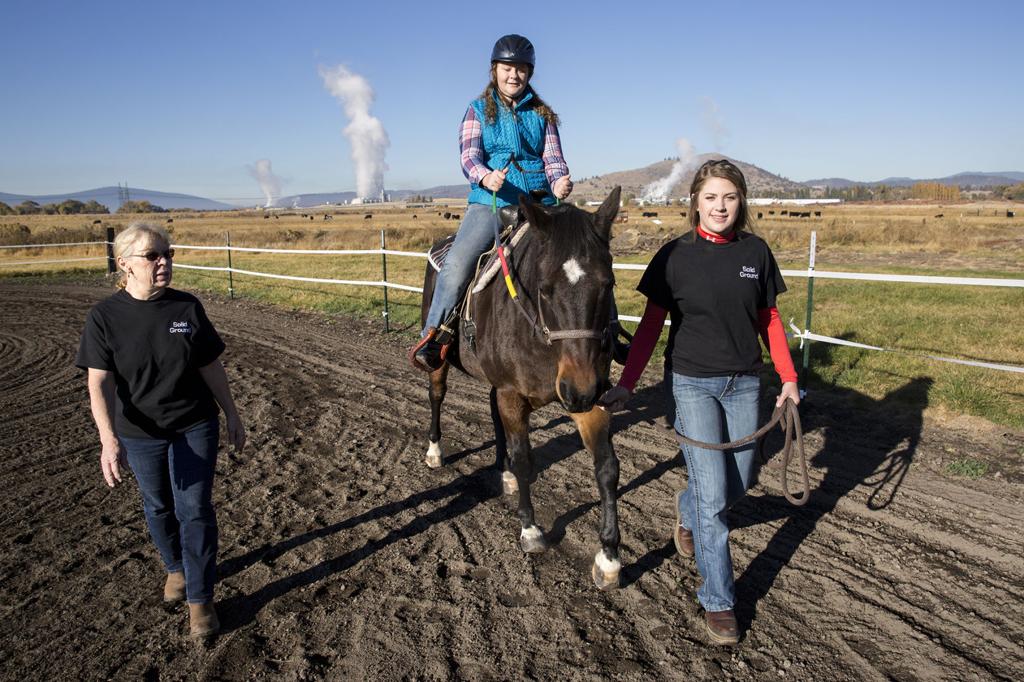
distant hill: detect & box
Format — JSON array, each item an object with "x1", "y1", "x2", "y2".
[
  {"x1": 803, "y1": 172, "x2": 1024, "y2": 188},
  {"x1": 574, "y1": 154, "x2": 805, "y2": 201},
  {"x1": 0, "y1": 186, "x2": 234, "y2": 211}
]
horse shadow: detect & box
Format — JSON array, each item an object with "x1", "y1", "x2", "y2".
[{"x1": 731, "y1": 337, "x2": 932, "y2": 631}]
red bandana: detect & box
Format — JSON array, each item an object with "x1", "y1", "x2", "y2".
[{"x1": 697, "y1": 225, "x2": 736, "y2": 243}]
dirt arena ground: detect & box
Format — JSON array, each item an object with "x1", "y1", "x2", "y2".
[{"x1": 1, "y1": 278, "x2": 1022, "y2": 681}]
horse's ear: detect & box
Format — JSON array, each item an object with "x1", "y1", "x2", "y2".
[
  {"x1": 593, "y1": 186, "x2": 622, "y2": 240},
  {"x1": 519, "y1": 194, "x2": 552, "y2": 233}
]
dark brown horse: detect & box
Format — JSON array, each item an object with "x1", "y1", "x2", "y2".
[{"x1": 419, "y1": 187, "x2": 623, "y2": 589}]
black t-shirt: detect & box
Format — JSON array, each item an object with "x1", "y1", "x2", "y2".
[
  {"x1": 638, "y1": 230, "x2": 787, "y2": 377},
  {"x1": 75, "y1": 288, "x2": 225, "y2": 439}
]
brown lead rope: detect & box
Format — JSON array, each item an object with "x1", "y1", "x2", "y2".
[{"x1": 671, "y1": 398, "x2": 810, "y2": 506}]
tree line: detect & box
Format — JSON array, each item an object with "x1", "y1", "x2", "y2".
[{"x1": 0, "y1": 199, "x2": 167, "y2": 215}]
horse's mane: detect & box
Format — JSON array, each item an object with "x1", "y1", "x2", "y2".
[{"x1": 523, "y1": 203, "x2": 609, "y2": 260}]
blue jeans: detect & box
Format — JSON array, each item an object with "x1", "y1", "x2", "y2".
[
  {"x1": 120, "y1": 417, "x2": 220, "y2": 603},
  {"x1": 672, "y1": 372, "x2": 760, "y2": 612},
  {"x1": 423, "y1": 202, "x2": 499, "y2": 334}
]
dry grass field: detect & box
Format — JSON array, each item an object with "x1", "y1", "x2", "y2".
[{"x1": 2, "y1": 200, "x2": 1023, "y2": 429}]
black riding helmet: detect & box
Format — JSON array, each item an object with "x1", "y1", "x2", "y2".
[{"x1": 491, "y1": 34, "x2": 535, "y2": 68}]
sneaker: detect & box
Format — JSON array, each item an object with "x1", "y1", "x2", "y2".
[{"x1": 704, "y1": 609, "x2": 740, "y2": 645}]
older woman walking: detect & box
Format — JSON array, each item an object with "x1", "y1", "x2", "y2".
[{"x1": 76, "y1": 222, "x2": 245, "y2": 639}]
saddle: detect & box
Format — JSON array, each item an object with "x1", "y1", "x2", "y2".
[{"x1": 425, "y1": 205, "x2": 530, "y2": 351}]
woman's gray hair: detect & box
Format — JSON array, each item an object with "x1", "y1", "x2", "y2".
[{"x1": 112, "y1": 222, "x2": 170, "y2": 289}]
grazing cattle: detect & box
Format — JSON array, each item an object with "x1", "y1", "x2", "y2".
[
  {"x1": 780, "y1": 210, "x2": 788, "y2": 215},
  {"x1": 92, "y1": 219, "x2": 102, "y2": 225},
  {"x1": 416, "y1": 188, "x2": 624, "y2": 589},
  {"x1": 443, "y1": 211, "x2": 452, "y2": 220},
  {"x1": 166, "y1": 218, "x2": 173, "y2": 224},
  {"x1": 641, "y1": 211, "x2": 658, "y2": 218},
  {"x1": 364, "y1": 214, "x2": 373, "y2": 220},
  {"x1": 1008, "y1": 211, "x2": 1016, "y2": 218},
  {"x1": 301, "y1": 214, "x2": 307, "y2": 218},
  {"x1": 769, "y1": 210, "x2": 775, "y2": 215},
  {"x1": 934, "y1": 214, "x2": 944, "y2": 218},
  {"x1": 412, "y1": 214, "x2": 417, "y2": 219},
  {"x1": 452, "y1": 214, "x2": 461, "y2": 220},
  {"x1": 273, "y1": 215, "x2": 279, "y2": 219},
  {"x1": 814, "y1": 211, "x2": 821, "y2": 217},
  {"x1": 264, "y1": 214, "x2": 270, "y2": 219},
  {"x1": 678, "y1": 211, "x2": 687, "y2": 218},
  {"x1": 756, "y1": 212, "x2": 763, "y2": 219}
]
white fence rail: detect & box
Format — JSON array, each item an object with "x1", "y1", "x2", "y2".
[{"x1": 2, "y1": 236, "x2": 1022, "y2": 374}]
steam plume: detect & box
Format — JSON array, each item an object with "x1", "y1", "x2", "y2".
[
  {"x1": 248, "y1": 159, "x2": 282, "y2": 208},
  {"x1": 319, "y1": 64, "x2": 390, "y2": 200},
  {"x1": 700, "y1": 96, "x2": 729, "y2": 150},
  {"x1": 641, "y1": 138, "x2": 697, "y2": 202}
]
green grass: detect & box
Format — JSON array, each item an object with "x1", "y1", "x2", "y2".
[{"x1": 944, "y1": 457, "x2": 989, "y2": 479}]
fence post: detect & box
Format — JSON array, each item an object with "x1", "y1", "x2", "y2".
[
  {"x1": 105, "y1": 226, "x2": 115, "y2": 274},
  {"x1": 381, "y1": 229, "x2": 390, "y2": 332},
  {"x1": 226, "y1": 232, "x2": 235, "y2": 300},
  {"x1": 799, "y1": 231, "x2": 817, "y2": 399}
]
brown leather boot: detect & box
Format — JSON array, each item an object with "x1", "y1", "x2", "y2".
[
  {"x1": 163, "y1": 571, "x2": 186, "y2": 604},
  {"x1": 704, "y1": 609, "x2": 740, "y2": 645},
  {"x1": 189, "y1": 602, "x2": 220, "y2": 639},
  {"x1": 674, "y1": 490, "x2": 694, "y2": 557}
]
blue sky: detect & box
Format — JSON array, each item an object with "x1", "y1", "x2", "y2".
[{"x1": 1, "y1": 0, "x2": 1021, "y2": 202}]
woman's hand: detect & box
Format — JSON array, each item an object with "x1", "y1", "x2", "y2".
[
  {"x1": 100, "y1": 438, "x2": 126, "y2": 487},
  {"x1": 776, "y1": 381, "x2": 801, "y2": 407},
  {"x1": 597, "y1": 385, "x2": 632, "y2": 412},
  {"x1": 482, "y1": 168, "x2": 508, "y2": 192},
  {"x1": 552, "y1": 174, "x2": 573, "y2": 200},
  {"x1": 226, "y1": 413, "x2": 246, "y2": 452}
]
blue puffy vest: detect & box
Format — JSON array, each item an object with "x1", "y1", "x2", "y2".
[{"x1": 466, "y1": 89, "x2": 555, "y2": 208}]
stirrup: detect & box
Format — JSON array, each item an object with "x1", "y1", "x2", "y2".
[{"x1": 409, "y1": 327, "x2": 452, "y2": 372}]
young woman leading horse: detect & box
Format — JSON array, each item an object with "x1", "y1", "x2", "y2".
[{"x1": 417, "y1": 188, "x2": 625, "y2": 590}]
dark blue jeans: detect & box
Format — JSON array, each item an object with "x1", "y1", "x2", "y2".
[{"x1": 120, "y1": 417, "x2": 219, "y2": 603}]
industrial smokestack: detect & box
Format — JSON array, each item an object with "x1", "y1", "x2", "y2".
[
  {"x1": 319, "y1": 64, "x2": 390, "y2": 201},
  {"x1": 642, "y1": 138, "x2": 697, "y2": 203},
  {"x1": 248, "y1": 159, "x2": 282, "y2": 208}
]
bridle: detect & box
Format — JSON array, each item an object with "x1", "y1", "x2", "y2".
[{"x1": 508, "y1": 283, "x2": 612, "y2": 347}]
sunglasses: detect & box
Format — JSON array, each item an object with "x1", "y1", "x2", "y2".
[{"x1": 129, "y1": 248, "x2": 175, "y2": 261}]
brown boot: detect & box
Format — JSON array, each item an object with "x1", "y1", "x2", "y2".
[
  {"x1": 674, "y1": 490, "x2": 694, "y2": 557},
  {"x1": 189, "y1": 602, "x2": 220, "y2": 639},
  {"x1": 704, "y1": 609, "x2": 740, "y2": 645},
  {"x1": 163, "y1": 571, "x2": 186, "y2": 604}
]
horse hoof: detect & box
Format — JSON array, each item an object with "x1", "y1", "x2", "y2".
[
  {"x1": 502, "y1": 471, "x2": 518, "y2": 495},
  {"x1": 519, "y1": 526, "x2": 547, "y2": 553},
  {"x1": 591, "y1": 552, "x2": 621, "y2": 591},
  {"x1": 424, "y1": 441, "x2": 443, "y2": 469}
]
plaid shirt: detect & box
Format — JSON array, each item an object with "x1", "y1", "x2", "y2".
[{"x1": 459, "y1": 104, "x2": 569, "y2": 186}]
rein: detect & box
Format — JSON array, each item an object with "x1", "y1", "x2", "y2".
[
  {"x1": 487, "y1": 192, "x2": 601, "y2": 346},
  {"x1": 672, "y1": 398, "x2": 810, "y2": 506}
]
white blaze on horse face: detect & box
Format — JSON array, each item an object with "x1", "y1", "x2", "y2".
[{"x1": 562, "y1": 258, "x2": 585, "y2": 285}]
